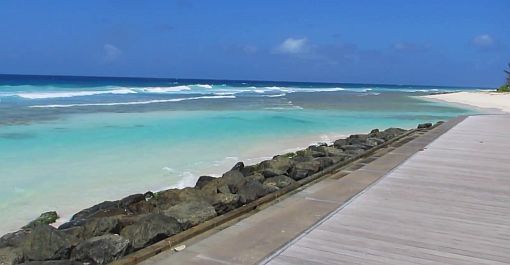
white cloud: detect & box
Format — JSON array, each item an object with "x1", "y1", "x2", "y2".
[
  {"x1": 472, "y1": 34, "x2": 495, "y2": 48},
  {"x1": 102, "y1": 44, "x2": 122, "y2": 63},
  {"x1": 275, "y1": 38, "x2": 309, "y2": 54}
]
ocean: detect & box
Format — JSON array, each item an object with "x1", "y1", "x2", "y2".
[{"x1": 0, "y1": 74, "x2": 479, "y2": 234}]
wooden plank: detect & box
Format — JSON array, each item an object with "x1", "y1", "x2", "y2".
[{"x1": 265, "y1": 115, "x2": 510, "y2": 265}]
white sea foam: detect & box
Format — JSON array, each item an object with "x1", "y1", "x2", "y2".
[
  {"x1": 194, "y1": 84, "x2": 213, "y2": 89},
  {"x1": 265, "y1": 93, "x2": 286, "y2": 98},
  {"x1": 15, "y1": 88, "x2": 136, "y2": 99},
  {"x1": 139, "y1": 86, "x2": 192, "y2": 93},
  {"x1": 29, "y1": 95, "x2": 236, "y2": 108}
]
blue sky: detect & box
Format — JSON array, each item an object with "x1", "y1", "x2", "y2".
[{"x1": 0, "y1": 0, "x2": 509, "y2": 87}]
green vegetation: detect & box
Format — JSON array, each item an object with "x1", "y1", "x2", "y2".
[
  {"x1": 497, "y1": 63, "x2": 510, "y2": 92},
  {"x1": 497, "y1": 84, "x2": 509, "y2": 92}
]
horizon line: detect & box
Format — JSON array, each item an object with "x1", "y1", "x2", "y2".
[{"x1": 0, "y1": 72, "x2": 488, "y2": 90}]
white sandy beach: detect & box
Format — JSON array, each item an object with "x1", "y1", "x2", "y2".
[{"x1": 423, "y1": 91, "x2": 510, "y2": 113}]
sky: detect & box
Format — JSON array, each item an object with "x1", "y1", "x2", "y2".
[{"x1": 0, "y1": 0, "x2": 509, "y2": 87}]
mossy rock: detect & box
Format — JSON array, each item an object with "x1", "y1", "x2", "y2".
[{"x1": 23, "y1": 211, "x2": 59, "y2": 229}]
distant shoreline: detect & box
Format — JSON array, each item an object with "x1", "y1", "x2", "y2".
[{"x1": 420, "y1": 91, "x2": 510, "y2": 114}]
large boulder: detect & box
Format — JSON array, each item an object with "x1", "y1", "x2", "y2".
[
  {"x1": 71, "y1": 234, "x2": 129, "y2": 265},
  {"x1": 289, "y1": 160, "x2": 322, "y2": 180},
  {"x1": 236, "y1": 180, "x2": 272, "y2": 204},
  {"x1": 311, "y1": 146, "x2": 348, "y2": 157},
  {"x1": 340, "y1": 144, "x2": 369, "y2": 152},
  {"x1": 0, "y1": 247, "x2": 24, "y2": 265},
  {"x1": 259, "y1": 156, "x2": 293, "y2": 172},
  {"x1": 78, "y1": 217, "x2": 121, "y2": 240},
  {"x1": 20, "y1": 225, "x2": 73, "y2": 261},
  {"x1": 314, "y1": 157, "x2": 342, "y2": 169},
  {"x1": 417, "y1": 123, "x2": 432, "y2": 129},
  {"x1": 120, "y1": 214, "x2": 182, "y2": 250},
  {"x1": 263, "y1": 175, "x2": 296, "y2": 189},
  {"x1": 220, "y1": 170, "x2": 246, "y2": 193},
  {"x1": 119, "y1": 194, "x2": 145, "y2": 209},
  {"x1": 240, "y1": 165, "x2": 258, "y2": 177},
  {"x1": 209, "y1": 193, "x2": 241, "y2": 215},
  {"x1": 378, "y1": 128, "x2": 407, "y2": 140},
  {"x1": 346, "y1": 134, "x2": 369, "y2": 145},
  {"x1": 296, "y1": 149, "x2": 325, "y2": 158},
  {"x1": 230, "y1": 162, "x2": 244, "y2": 171},
  {"x1": 0, "y1": 230, "x2": 30, "y2": 249},
  {"x1": 23, "y1": 212, "x2": 59, "y2": 229},
  {"x1": 162, "y1": 200, "x2": 217, "y2": 229},
  {"x1": 365, "y1": 137, "x2": 385, "y2": 147},
  {"x1": 70, "y1": 201, "x2": 122, "y2": 222},
  {"x1": 155, "y1": 188, "x2": 206, "y2": 209},
  {"x1": 333, "y1": 138, "x2": 347, "y2": 148},
  {"x1": 194, "y1": 176, "x2": 216, "y2": 189},
  {"x1": 245, "y1": 173, "x2": 265, "y2": 183},
  {"x1": 261, "y1": 168, "x2": 286, "y2": 178}
]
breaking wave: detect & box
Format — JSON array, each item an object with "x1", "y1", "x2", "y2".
[{"x1": 29, "y1": 95, "x2": 236, "y2": 108}]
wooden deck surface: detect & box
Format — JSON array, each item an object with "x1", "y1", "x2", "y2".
[{"x1": 264, "y1": 114, "x2": 510, "y2": 265}]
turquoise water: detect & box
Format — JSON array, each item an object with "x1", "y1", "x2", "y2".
[{"x1": 0, "y1": 75, "x2": 479, "y2": 233}]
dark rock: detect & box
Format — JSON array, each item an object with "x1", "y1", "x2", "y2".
[
  {"x1": 221, "y1": 170, "x2": 246, "y2": 193},
  {"x1": 70, "y1": 201, "x2": 120, "y2": 221},
  {"x1": 71, "y1": 234, "x2": 129, "y2": 265},
  {"x1": 261, "y1": 168, "x2": 286, "y2": 178},
  {"x1": 289, "y1": 160, "x2": 321, "y2": 180},
  {"x1": 240, "y1": 165, "x2": 258, "y2": 177},
  {"x1": 245, "y1": 173, "x2": 265, "y2": 183},
  {"x1": 59, "y1": 227, "x2": 83, "y2": 246},
  {"x1": 0, "y1": 247, "x2": 24, "y2": 265},
  {"x1": 20, "y1": 225, "x2": 73, "y2": 261},
  {"x1": 417, "y1": 122, "x2": 432, "y2": 129},
  {"x1": 120, "y1": 214, "x2": 182, "y2": 250},
  {"x1": 340, "y1": 144, "x2": 369, "y2": 151},
  {"x1": 259, "y1": 156, "x2": 293, "y2": 172},
  {"x1": 0, "y1": 230, "x2": 30, "y2": 248},
  {"x1": 379, "y1": 128, "x2": 407, "y2": 140},
  {"x1": 333, "y1": 138, "x2": 347, "y2": 148},
  {"x1": 23, "y1": 212, "x2": 59, "y2": 229},
  {"x1": 79, "y1": 217, "x2": 121, "y2": 240},
  {"x1": 314, "y1": 157, "x2": 342, "y2": 169},
  {"x1": 126, "y1": 200, "x2": 156, "y2": 215},
  {"x1": 346, "y1": 134, "x2": 368, "y2": 145},
  {"x1": 57, "y1": 220, "x2": 85, "y2": 231},
  {"x1": 365, "y1": 137, "x2": 385, "y2": 147},
  {"x1": 162, "y1": 200, "x2": 217, "y2": 229},
  {"x1": 194, "y1": 176, "x2": 216, "y2": 189},
  {"x1": 314, "y1": 146, "x2": 348, "y2": 157},
  {"x1": 230, "y1": 162, "x2": 244, "y2": 171},
  {"x1": 143, "y1": 191, "x2": 155, "y2": 201},
  {"x1": 210, "y1": 193, "x2": 241, "y2": 215},
  {"x1": 369, "y1": 129, "x2": 380, "y2": 135},
  {"x1": 119, "y1": 194, "x2": 145, "y2": 208},
  {"x1": 263, "y1": 175, "x2": 296, "y2": 189},
  {"x1": 291, "y1": 154, "x2": 313, "y2": 163},
  {"x1": 296, "y1": 149, "x2": 324, "y2": 158},
  {"x1": 237, "y1": 180, "x2": 271, "y2": 204},
  {"x1": 156, "y1": 188, "x2": 206, "y2": 209}
]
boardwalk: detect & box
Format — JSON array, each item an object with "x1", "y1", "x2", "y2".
[
  {"x1": 140, "y1": 114, "x2": 510, "y2": 265},
  {"x1": 264, "y1": 114, "x2": 510, "y2": 265}
]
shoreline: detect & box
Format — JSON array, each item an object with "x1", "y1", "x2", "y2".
[
  {"x1": 421, "y1": 91, "x2": 510, "y2": 114},
  {"x1": 0, "y1": 122, "x2": 435, "y2": 265},
  {"x1": 50, "y1": 131, "x2": 351, "y2": 230}
]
